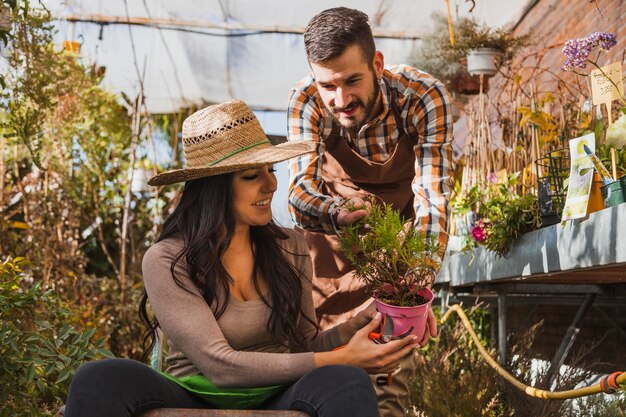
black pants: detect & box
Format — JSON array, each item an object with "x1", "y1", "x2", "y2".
[{"x1": 64, "y1": 358, "x2": 380, "y2": 417}]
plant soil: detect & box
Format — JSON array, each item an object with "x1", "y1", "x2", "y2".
[{"x1": 378, "y1": 292, "x2": 429, "y2": 307}]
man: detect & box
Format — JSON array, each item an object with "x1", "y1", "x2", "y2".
[{"x1": 287, "y1": 7, "x2": 453, "y2": 416}]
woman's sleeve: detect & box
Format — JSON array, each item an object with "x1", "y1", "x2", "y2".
[{"x1": 142, "y1": 241, "x2": 316, "y2": 388}]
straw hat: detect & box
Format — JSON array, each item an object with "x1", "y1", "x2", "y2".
[{"x1": 148, "y1": 100, "x2": 314, "y2": 186}]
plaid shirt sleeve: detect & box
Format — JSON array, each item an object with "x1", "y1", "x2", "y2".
[
  {"x1": 286, "y1": 88, "x2": 340, "y2": 234},
  {"x1": 409, "y1": 82, "x2": 454, "y2": 260}
]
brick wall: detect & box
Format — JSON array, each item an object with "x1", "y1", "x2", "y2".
[{"x1": 489, "y1": 0, "x2": 626, "y2": 102}]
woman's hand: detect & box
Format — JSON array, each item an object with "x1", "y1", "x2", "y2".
[
  {"x1": 332, "y1": 312, "x2": 420, "y2": 374},
  {"x1": 338, "y1": 302, "x2": 377, "y2": 341}
]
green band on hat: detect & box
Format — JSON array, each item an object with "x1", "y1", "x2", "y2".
[{"x1": 207, "y1": 140, "x2": 271, "y2": 167}]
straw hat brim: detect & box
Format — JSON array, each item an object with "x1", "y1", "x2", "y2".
[{"x1": 148, "y1": 141, "x2": 314, "y2": 186}]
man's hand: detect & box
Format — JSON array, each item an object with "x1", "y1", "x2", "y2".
[
  {"x1": 335, "y1": 197, "x2": 371, "y2": 226},
  {"x1": 419, "y1": 308, "x2": 438, "y2": 347}
]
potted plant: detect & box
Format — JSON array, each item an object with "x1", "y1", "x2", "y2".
[
  {"x1": 410, "y1": 13, "x2": 480, "y2": 95},
  {"x1": 453, "y1": 173, "x2": 540, "y2": 257},
  {"x1": 601, "y1": 98, "x2": 626, "y2": 207},
  {"x1": 410, "y1": 13, "x2": 529, "y2": 92},
  {"x1": 560, "y1": 32, "x2": 626, "y2": 208},
  {"x1": 337, "y1": 203, "x2": 440, "y2": 339},
  {"x1": 454, "y1": 19, "x2": 530, "y2": 76},
  {"x1": 597, "y1": 143, "x2": 626, "y2": 207}
]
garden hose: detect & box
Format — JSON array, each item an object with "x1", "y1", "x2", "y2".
[{"x1": 440, "y1": 304, "x2": 625, "y2": 399}]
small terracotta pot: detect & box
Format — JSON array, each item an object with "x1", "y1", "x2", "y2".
[
  {"x1": 587, "y1": 172, "x2": 604, "y2": 215},
  {"x1": 374, "y1": 287, "x2": 434, "y2": 340}
]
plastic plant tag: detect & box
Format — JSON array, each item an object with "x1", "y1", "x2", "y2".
[{"x1": 561, "y1": 133, "x2": 596, "y2": 221}]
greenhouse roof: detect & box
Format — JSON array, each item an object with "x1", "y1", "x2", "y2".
[{"x1": 47, "y1": 0, "x2": 531, "y2": 114}]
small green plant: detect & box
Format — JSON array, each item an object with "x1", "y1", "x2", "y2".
[
  {"x1": 0, "y1": 258, "x2": 113, "y2": 415},
  {"x1": 454, "y1": 173, "x2": 540, "y2": 257},
  {"x1": 597, "y1": 143, "x2": 626, "y2": 178},
  {"x1": 337, "y1": 203, "x2": 440, "y2": 306}
]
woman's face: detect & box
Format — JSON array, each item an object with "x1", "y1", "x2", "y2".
[{"x1": 231, "y1": 164, "x2": 277, "y2": 228}]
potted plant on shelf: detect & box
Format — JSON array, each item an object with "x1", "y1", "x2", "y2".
[
  {"x1": 337, "y1": 203, "x2": 440, "y2": 340},
  {"x1": 560, "y1": 31, "x2": 626, "y2": 208},
  {"x1": 454, "y1": 19, "x2": 530, "y2": 77},
  {"x1": 453, "y1": 173, "x2": 541, "y2": 257},
  {"x1": 601, "y1": 86, "x2": 626, "y2": 207}
]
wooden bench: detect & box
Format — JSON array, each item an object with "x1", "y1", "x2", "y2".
[{"x1": 141, "y1": 409, "x2": 306, "y2": 417}]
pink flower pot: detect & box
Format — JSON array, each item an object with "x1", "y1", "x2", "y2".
[{"x1": 374, "y1": 288, "x2": 434, "y2": 340}]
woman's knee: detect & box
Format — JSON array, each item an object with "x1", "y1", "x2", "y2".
[
  {"x1": 291, "y1": 366, "x2": 377, "y2": 416},
  {"x1": 70, "y1": 358, "x2": 146, "y2": 393},
  {"x1": 317, "y1": 365, "x2": 370, "y2": 385}
]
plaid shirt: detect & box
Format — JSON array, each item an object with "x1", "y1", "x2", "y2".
[{"x1": 287, "y1": 64, "x2": 453, "y2": 255}]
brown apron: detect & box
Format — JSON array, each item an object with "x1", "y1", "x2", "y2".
[{"x1": 302, "y1": 92, "x2": 417, "y2": 330}]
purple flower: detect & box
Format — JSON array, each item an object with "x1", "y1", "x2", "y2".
[
  {"x1": 561, "y1": 32, "x2": 617, "y2": 71},
  {"x1": 487, "y1": 172, "x2": 498, "y2": 184}
]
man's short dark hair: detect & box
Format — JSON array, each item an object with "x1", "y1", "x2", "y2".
[{"x1": 304, "y1": 7, "x2": 376, "y2": 65}]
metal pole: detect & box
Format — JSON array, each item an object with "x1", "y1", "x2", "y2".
[
  {"x1": 545, "y1": 293, "x2": 596, "y2": 389},
  {"x1": 498, "y1": 292, "x2": 507, "y2": 366}
]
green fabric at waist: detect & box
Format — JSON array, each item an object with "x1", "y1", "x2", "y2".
[{"x1": 161, "y1": 372, "x2": 287, "y2": 409}]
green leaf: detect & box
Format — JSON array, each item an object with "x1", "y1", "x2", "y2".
[
  {"x1": 25, "y1": 363, "x2": 35, "y2": 383},
  {"x1": 56, "y1": 368, "x2": 71, "y2": 384}
]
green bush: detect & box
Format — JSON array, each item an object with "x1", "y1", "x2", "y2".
[
  {"x1": 411, "y1": 305, "x2": 515, "y2": 417},
  {"x1": 0, "y1": 258, "x2": 112, "y2": 416},
  {"x1": 453, "y1": 173, "x2": 540, "y2": 257},
  {"x1": 411, "y1": 305, "x2": 625, "y2": 417}
]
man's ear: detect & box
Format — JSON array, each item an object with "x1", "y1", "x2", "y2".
[{"x1": 372, "y1": 51, "x2": 384, "y2": 80}]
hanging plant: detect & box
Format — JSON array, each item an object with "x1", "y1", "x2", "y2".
[{"x1": 455, "y1": 19, "x2": 530, "y2": 77}]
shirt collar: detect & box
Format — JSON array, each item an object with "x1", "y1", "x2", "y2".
[{"x1": 367, "y1": 75, "x2": 391, "y2": 127}]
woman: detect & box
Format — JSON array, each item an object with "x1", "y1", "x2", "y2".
[{"x1": 64, "y1": 100, "x2": 419, "y2": 417}]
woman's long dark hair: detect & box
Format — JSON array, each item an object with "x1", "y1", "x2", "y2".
[{"x1": 140, "y1": 173, "x2": 317, "y2": 361}]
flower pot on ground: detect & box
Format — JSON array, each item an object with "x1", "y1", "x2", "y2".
[{"x1": 337, "y1": 202, "x2": 440, "y2": 339}]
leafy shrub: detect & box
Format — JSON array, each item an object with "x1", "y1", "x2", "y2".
[
  {"x1": 453, "y1": 173, "x2": 540, "y2": 257},
  {"x1": 411, "y1": 305, "x2": 515, "y2": 417},
  {"x1": 0, "y1": 0, "x2": 151, "y2": 361},
  {"x1": 0, "y1": 258, "x2": 113, "y2": 415},
  {"x1": 411, "y1": 305, "x2": 625, "y2": 417}
]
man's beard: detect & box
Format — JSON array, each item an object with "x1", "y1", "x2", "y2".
[{"x1": 329, "y1": 76, "x2": 380, "y2": 131}]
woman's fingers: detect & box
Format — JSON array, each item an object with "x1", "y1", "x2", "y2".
[{"x1": 352, "y1": 302, "x2": 377, "y2": 330}]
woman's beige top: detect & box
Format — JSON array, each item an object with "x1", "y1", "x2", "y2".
[{"x1": 142, "y1": 228, "x2": 349, "y2": 388}]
